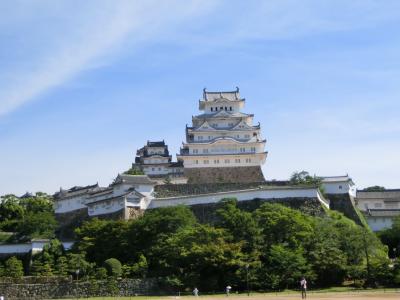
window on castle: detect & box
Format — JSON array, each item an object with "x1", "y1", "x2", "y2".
[
  {"x1": 203, "y1": 149, "x2": 208, "y2": 154},
  {"x1": 208, "y1": 136, "x2": 213, "y2": 140},
  {"x1": 235, "y1": 159, "x2": 241, "y2": 163},
  {"x1": 240, "y1": 147, "x2": 246, "y2": 152},
  {"x1": 193, "y1": 149, "x2": 198, "y2": 154},
  {"x1": 158, "y1": 167, "x2": 161, "y2": 171},
  {"x1": 246, "y1": 158, "x2": 251, "y2": 163},
  {"x1": 236, "y1": 135, "x2": 240, "y2": 138},
  {"x1": 215, "y1": 107, "x2": 218, "y2": 111},
  {"x1": 204, "y1": 160, "x2": 209, "y2": 164},
  {"x1": 152, "y1": 168, "x2": 155, "y2": 171},
  {"x1": 228, "y1": 123, "x2": 233, "y2": 127},
  {"x1": 245, "y1": 134, "x2": 250, "y2": 138},
  {"x1": 251, "y1": 147, "x2": 256, "y2": 152},
  {"x1": 195, "y1": 160, "x2": 199, "y2": 164},
  {"x1": 211, "y1": 107, "x2": 213, "y2": 111},
  {"x1": 220, "y1": 106, "x2": 223, "y2": 110},
  {"x1": 230, "y1": 107, "x2": 232, "y2": 111},
  {"x1": 214, "y1": 159, "x2": 219, "y2": 164},
  {"x1": 198, "y1": 136, "x2": 203, "y2": 140},
  {"x1": 225, "y1": 107, "x2": 227, "y2": 111},
  {"x1": 224, "y1": 159, "x2": 230, "y2": 163}
]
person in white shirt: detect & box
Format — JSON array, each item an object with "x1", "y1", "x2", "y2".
[{"x1": 300, "y1": 277, "x2": 307, "y2": 299}]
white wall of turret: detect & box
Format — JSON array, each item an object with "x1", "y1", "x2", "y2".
[
  {"x1": 183, "y1": 153, "x2": 266, "y2": 168},
  {"x1": 203, "y1": 100, "x2": 244, "y2": 113}
]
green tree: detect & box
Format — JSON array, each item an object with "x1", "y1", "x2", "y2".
[
  {"x1": 289, "y1": 171, "x2": 321, "y2": 186},
  {"x1": 255, "y1": 203, "x2": 314, "y2": 250},
  {"x1": 5, "y1": 256, "x2": 24, "y2": 278},
  {"x1": 378, "y1": 215, "x2": 400, "y2": 258},
  {"x1": 307, "y1": 218, "x2": 347, "y2": 286},
  {"x1": 261, "y1": 244, "x2": 312, "y2": 290},
  {"x1": 74, "y1": 218, "x2": 128, "y2": 264},
  {"x1": 55, "y1": 256, "x2": 69, "y2": 276},
  {"x1": 216, "y1": 198, "x2": 262, "y2": 254},
  {"x1": 160, "y1": 224, "x2": 244, "y2": 291},
  {"x1": 16, "y1": 211, "x2": 56, "y2": 240},
  {"x1": 363, "y1": 186, "x2": 385, "y2": 192}
]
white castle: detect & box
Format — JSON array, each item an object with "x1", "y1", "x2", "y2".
[
  {"x1": 177, "y1": 88, "x2": 267, "y2": 169},
  {"x1": 51, "y1": 88, "x2": 400, "y2": 233}
]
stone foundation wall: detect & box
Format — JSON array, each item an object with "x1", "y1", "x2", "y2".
[
  {"x1": 184, "y1": 166, "x2": 265, "y2": 184},
  {"x1": 55, "y1": 208, "x2": 88, "y2": 240},
  {"x1": 0, "y1": 278, "x2": 157, "y2": 299},
  {"x1": 327, "y1": 194, "x2": 365, "y2": 226}
]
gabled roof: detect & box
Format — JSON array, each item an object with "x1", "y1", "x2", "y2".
[
  {"x1": 231, "y1": 120, "x2": 257, "y2": 131},
  {"x1": 202, "y1": 88, "x2": 242, "y2": 102},
  {"x1": 54, "y1": 183, "x2": 99, "y2": 199},
  {"x1": 147, "y1": 140, "x2": 166, "y2": 147},
  {"x1": 193, "y1": 111, "x2": 253, "y2": 119},
  {"x1": 112, "y1": 174, "x2": 156, "y2": 186},
  {"x1": 20, "y1": 192, "x2": 34, "y2": 199},
  {"x1": 195, "y1": 121, "x2": 217, "y2": 131},
  {"x1": 183, "y1": 136, "x2": 266, "y2": 146},
  {"x1": 321, "y1": 175, "x2": 353, "y2": 184}
]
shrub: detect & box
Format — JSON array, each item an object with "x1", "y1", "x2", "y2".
[
  {"x1": 5, "y1": 256, "x2": 24, "y2": 278},
  {"x1": 103, "y1": 258, "x2": 122, "y2": 277}
]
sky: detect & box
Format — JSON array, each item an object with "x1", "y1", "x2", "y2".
[{"x1": 1, "y1": 0, "x2": 400, "y2": 196}]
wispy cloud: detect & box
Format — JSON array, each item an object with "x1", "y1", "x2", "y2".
[{"x1": 0, "y1": 0, "x2": 217, "y2": 116}]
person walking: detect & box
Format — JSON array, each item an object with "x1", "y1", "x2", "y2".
[
  {"x1": 300, "y1": 277, "x2": 307, "y2": 299},
  {"x1": 193, "y1": 287, "x2": 199, "y2": 297},
  {"x1": 226, "y1": 285, "x2": 232, "y2": 296}
]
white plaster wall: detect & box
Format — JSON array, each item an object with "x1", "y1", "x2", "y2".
[
  {"x1": 183, "y1": 153, "x2": 266, "y2": 168},
  {"x1": 143, "y1": 166, "x2": 170, "y2": 175},
  {"x1": 204, "y1": 101, "x2": 242, "y2": 113},
  {"x1": 88, "y1": 199, "x2": 124, "y2": 216},
  {"x1": 54, "y1": 195, "x2": 87, "y2": 213},
  {"x1": 135, "y1": 185, "x2": 154, "y2": 197},
  {"x1": 0, "y1": 244, "x2": 31, "y2": 254},
  {"x1": 147, "y1": 147, "x2": 165, "y2": 155},
  {"x1": 367, "y1": 217, "x2": 393, "y2": 232},
  {"x1": 143, "y1": 157, "x2": 169, "y2": 164},
  {"x1": 149, "y1": 187, "x2": 322, "y2": 209},
  {"x1": 0, "y1": 241, "x2": 75, "y2": 254},
  {"x1": 322, "y1": 182, "x2": 351, "y2": 194}
]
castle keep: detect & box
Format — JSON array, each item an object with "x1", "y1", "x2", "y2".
[{"x1": 177, "y1": 88, "x2": 267, "y2": 183}]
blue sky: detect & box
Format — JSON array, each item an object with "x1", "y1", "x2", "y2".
[{"x1": 1, "y1": 0, "x2": 400, "y2": 195}]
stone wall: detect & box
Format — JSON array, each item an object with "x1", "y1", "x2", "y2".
[
  {"x1": 0, "y1": 278, "x2": 157, "y2": 299},
  {"x1": 327, "y1": 194, "x2": 365, "y2": 227},
  {"x1": 184, "y1": 166, "x2": 265, "y2": 183},
  {"x1": 55, "y1": 208, "x2": 88, "y2": 240}
]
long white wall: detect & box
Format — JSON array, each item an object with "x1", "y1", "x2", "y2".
[
  {"x1": 88, "y1": 199, "x2": 125, "y2": 217},
  {"x1": 149, "y1": 187, "x2": 328, "y2": 209},
  {"x1": 0, "y1": 241, "x2": 74, "y2": 255}
]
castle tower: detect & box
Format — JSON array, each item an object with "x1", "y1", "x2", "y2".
[
  {"x1": 132, "y1": 140, "x2": 184, "y2": 181},
  {"x1": 177, "y1": 88, "x2": 268, "y2": 183}
]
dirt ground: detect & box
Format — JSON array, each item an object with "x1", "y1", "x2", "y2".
[
  {"x1": 61, "y1": 291, "x2": 400, "y2": 300},
  {"x1": 195, "y1": 292, "x2": 400, "y2": 300}
]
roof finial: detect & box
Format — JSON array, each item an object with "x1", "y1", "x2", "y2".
[
  {"x1": 203, "y1": 87, "x2": 207, "y2": 100},
  {"x1": 236, "y1": 86, "x2": 239, "y2": 92}
]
